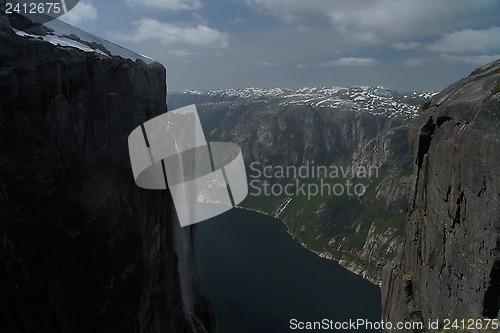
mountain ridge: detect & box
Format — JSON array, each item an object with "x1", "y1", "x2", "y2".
[{"x1": 170, "y1": 86, "x2": 437, "y2": 120}]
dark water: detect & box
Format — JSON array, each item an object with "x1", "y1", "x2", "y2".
[{"x1": 196, "y1": 208, "x2": 381, "y2": 333}]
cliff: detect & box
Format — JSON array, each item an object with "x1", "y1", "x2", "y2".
[
  {"x1": 0, "y1": 8, "x2": 214, "y2": 333},
  {"x1": 382, "y1": 60, "x2": 500, "y2": 330}
]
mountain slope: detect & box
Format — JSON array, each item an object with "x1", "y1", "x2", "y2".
[{"x1": 169, "y1": 86, "x2": 435, "y2": 283}]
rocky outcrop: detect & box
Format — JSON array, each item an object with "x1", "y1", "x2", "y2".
[
  {"x1": 382, "y1": 60, "x2": 500, "y2": 330},
  {"x1": 0, "y1": 8, "x2": 214, "y2": 333}
]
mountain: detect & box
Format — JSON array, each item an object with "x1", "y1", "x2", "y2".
[
  {"x1": 382, "y1": 60, "x2": 500, "y2": 329},
  {"x1": 171, "y1": 62, "x2": 500, "y2": 324},
  {"x1": 169, "y1": 86, "x2": 436, "y2": 283},
  {"x1": 170, "y1": 86, "x2": 436, "y2": 120},
  {"x1": 0, "y1": 8, "x2": 214, "y2": 333}
]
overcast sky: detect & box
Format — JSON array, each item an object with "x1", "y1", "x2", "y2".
[{"x1": 61, "y1": 0, "x2": 500, "y2": 92}]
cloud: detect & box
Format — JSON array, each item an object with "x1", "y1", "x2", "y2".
[
  {"x1": 243, "y1": 0, "x2": 500, "y2": 47},
  {"x1": 169, "y1": 50, "x2": 197, "y2": 57},
  {"x1": 124, "y1": 0, "x2": 201, "y2": 10},
  {"x1": 427, "y1": 27, "x2": 500, "y2": 53},
  {"x1": 61, "y1": 2, "x2": 98, "y2": 25},
  {"x1": 231, "y1": 17, "x2": 246, "y2": 25},
  {"x1": 319, "y1": 57, "x2": 380, "y2": 67},
  {"x1": 297, "y1": 25, "x2": 310, "y2": 32},
  {"x1": 298, "y1": 57, "x2": 380, "y2": 68},
  {"x1": 392, "y1": 41, "x2": 423, "y2": 51},
  {"x1": 392, "y1": 27, "x2": 500, "y2": 67},
  {"x1": 403, "y1": 58, "x2": 424, "y2": 66},
  {"x1": 243, "y1": 0, "x2": 302, "y2": 22},
  {"x1": 441, "y1": 54, "x2": 500, "y2": 65},
  {"x1": 260, "y1": 62, "x2": 278, "y2": 66},
  {"x1": 109, "y1": 18, "x2": 229, "y2": 50}
]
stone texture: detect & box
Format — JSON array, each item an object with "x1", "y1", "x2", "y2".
[
  {"x1": 0, "y1": 9, "x2": 214, "y2": 333},
  {"x1": 382, "y1": 60, "x2": 500, "y2": 331}
]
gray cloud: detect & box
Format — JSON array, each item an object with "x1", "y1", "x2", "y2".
[
  {"x1": 441, "y1": 54, "x2": 500, "y2": 65},
  {"x1": 109, "y1": 18, "x2": 229, "y2": 51},
  {"x1": 402, "y1": 58, "x2": 424, "y2": 66},
  {"x1": 298, "y1": 57, "x2": 380, "y2": 68},
  {"x1": 124, "y1": 0, "x2": 202, "y2": 10},
  {"x1": 244, "y1": 0, "x2": 500, "y2": 48},
  {"x1": 320, "y1": 57, "x2": 380, "y2": 66},
  {"x1": 81, "y1": 0, "x2": 500, "y2": 91},
  {"x1": 61, "y1": 2, "x2": 98, "y2": 25},
  {"x1": 260, "y1": 62, "x2": 278, "y2": 66},
  {"x1": 427, "y1": 27, "x2": 500, "y2": 53},
  {"x1": 392, "y1": 41, "x2": 423, "y2": 51},
  {"x1": 393, "y1": 27, "x2": 500, "y2": 67}
]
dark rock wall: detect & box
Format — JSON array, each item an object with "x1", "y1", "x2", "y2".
[
  {"x1": 0, "y1": 10, "x2": 214, "y2": 333},
  {"x1": 206, "y1": 103, "x2": 412, "y2": 172},
  {"x1": 382, "y1": 60, "x2": 500, "y2": 330}
]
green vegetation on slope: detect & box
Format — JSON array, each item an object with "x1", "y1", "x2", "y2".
[{"x1": 240, "y1": 171, "x2": 409, "y2": 281}]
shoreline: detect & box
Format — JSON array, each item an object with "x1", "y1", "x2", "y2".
[{"x1": 235, "y1": 205, "x2": 381, "y2": 286}]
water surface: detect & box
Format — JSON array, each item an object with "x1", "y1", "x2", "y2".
[{"x1": 196, "y1": 208, "x2": 381, "y2": 332}]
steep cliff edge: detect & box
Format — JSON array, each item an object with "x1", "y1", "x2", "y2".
[
  {"x1": 382, "y1": 60, "x2": 500, "y2": 330},
  {"x1": 0, "y1": 9, "x2": 214, "y2": 333}
]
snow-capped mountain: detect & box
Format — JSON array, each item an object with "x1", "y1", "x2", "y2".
[{"x1": 170, "y1": 86, "x2": 438, "y2": 119}]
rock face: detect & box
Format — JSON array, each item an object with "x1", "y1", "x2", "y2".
[
  {"x1": 0, "y1": 9, "x2": 214, "y2": 333},
  {"x1": 169, "y1": 90, "x2": 424, "y2": 283},
  {"x1": 382, "y1": 60, "x2": 500, "y2": 330}
]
